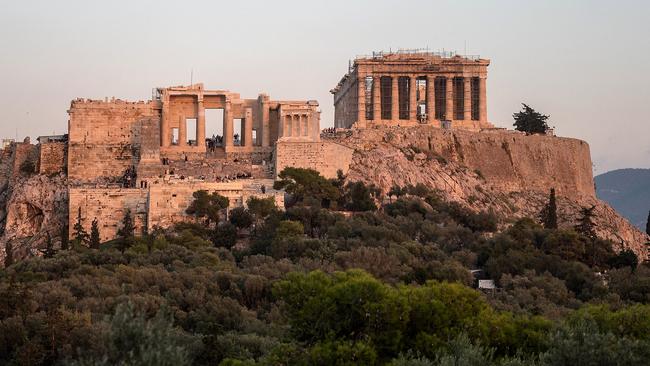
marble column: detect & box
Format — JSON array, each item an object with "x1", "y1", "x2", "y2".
[
  {"x1": 463, "y1": 77, "x2": 472, "y2": 121},
  {"x1": 197, "y1": 98, "x2": 205, "y2": 149},
  {"x1": 278, "y1": 113, "x2": 285, "y2": 138},
  {"x1": 446, "y1": 76, "x2": 454, "y2": 121},
  {"x1": 161, "y1": 95, "x2": 170, "y2": 147},
  {"x1": 426, "y1": 76, "x2": 435, "y2": 122},
  {"x1": 479, "y1": 77, "x2": 488, "y2": 122},
  {"x1": 409, "y1": 76, "x2": 417, "y2": 121},
  {"x1": 357, "y1": 75, "x2": 366, "y2": 123},
  {"x1": 224, "y1": 102, "x2": 233, "y2": 148},
  {"x1": 178, "y1": 115, "x2": 187, "y2": 146},
  {"x1": 391, "y1": 76, "x2": 399, "y2": 121},
  {"x1": 244, "y1": 107, "x2": 253, "y2": 147},
  {"x1": 372, "y1": 76, "x2": 381, "y2": 121}
]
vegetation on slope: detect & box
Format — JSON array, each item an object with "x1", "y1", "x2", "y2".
[{"x1": 1, "y1": 168, "x2": 649, "y2": 365}]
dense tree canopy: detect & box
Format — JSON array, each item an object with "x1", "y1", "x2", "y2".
[
  {"x1": 513, "y1": 103, "x2": 550, "y2": 134},
  {"x1": 0, "y1": 172, "x2": 648, "y2": 365}
]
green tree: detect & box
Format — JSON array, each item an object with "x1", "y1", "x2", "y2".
[
  {"x1": 4, "y1": 241, "x2": 13, "y2": 267},
  {"x1": 211, "y1": 223, "x2": 238, "y2": 249},
  {"x1": 229, "y1": 207, "x2": 253, "y2": 233},
  {"x1": 273, "y1": 167, "x2": 340, "y2": 207},
  {"x1": 247, "y1": 196, "x2": 278, "y2": 235},
  {"x1": 388, "y1": 185, "x2": 404, "y2": 203},
  {"x1": 247, "y1": 196, "x2": 277, "y2": 221},
  {"x1": 343, "y1": 181, "x2": 379, "y2": 212},
  {"x1": 89, "y1": 218, "x2": 101, "y2": 249},
  {"x1": 574, "y1": 206, "x2": 597, "y2": 241},
  {"x1": 306, "y1": 340, "x2": 378, "y2": 366},
  {"x1": 116, "y1": 209, "x2": 135, "y2": 253},
  {"x1": 72, "y1": 207, "x2": 89, "y2": 246},
  {"x1": 540, "y1": 320, "x2": 650, "y2": 366},
  {"x1": 275, "y1": 220, "x2": 304, "y2": 239},
  {"x1": 513, "y1": 103, "x2": 549, "y2": 134},
  {"x1": 39, "y1": 232, "x2": 57, "y2": 258},
  {"x1": 608, "y1": 249, "x2": 638, "y2": 270},
  {"x1": 646, "y1": 210, "x2": 650, "y2": 236},
  {"x1": 186, "y1": 190, "x2": 229, "y2": 225},
  {"x1": 66, "y1": 302, "x2": 197, "y2": 366},
  {"x1": 60, "y1": 224, "x2": 69, "y2": 250},
  {"x1": 539, "y1": 188, "x2": 558, "y2": 229}
]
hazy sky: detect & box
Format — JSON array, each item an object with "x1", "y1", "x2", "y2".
[{"x1": 1, "y1": 0, "x2": 648, "y2": 174}]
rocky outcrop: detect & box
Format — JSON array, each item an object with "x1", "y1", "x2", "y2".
[
  {"x1": 326, "y1": 126, "x2": 649, "y2": 259},
  {"x1": 0, "y1": 173, "x2": 68, "y2": 261},
  {"x1": 0, "y1": 142, "x2": 68, "y2": 262}
]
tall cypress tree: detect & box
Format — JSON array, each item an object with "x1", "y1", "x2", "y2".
[
  {"x1": 4, "y1": 242, "x2": 13, "y2": 268},
  {"x1": 117, "y1": 209, "x2": 135, "y2": 253},
  {"x1": 89, "y1": 218, "x2": 101, "y2": 249},
  {"x1": 575, "y1": 205, "x2": 597, "y2": 241},
  {"x1": 540, "y1": 188, "x2": 558, "y2": 229},
  {"x1": 646, "y1": 210, "x2": 650, "y2": 236},
  {"x1": 72, "y1": 207, "x2": 89, "y2": 246},
  {"x1": 39, "y1": 232, "x2": 57, "y2": 258}
]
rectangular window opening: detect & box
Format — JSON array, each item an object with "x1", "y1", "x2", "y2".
[
  {"x1": 171, "y1": 128, "x2": 179, "y2": 145},
  {"x1": 233, "y1": 118, "x2": 243, "y2": 146},
  {"x1": 416, "y1": 77, "x2": 427, "y2": 121},
  {"x1": 185, "y1": 118, "x2": 197, "y2": 146},
  {"x1": 206, "y1": 109, "x2": 224, "y2": 149}
]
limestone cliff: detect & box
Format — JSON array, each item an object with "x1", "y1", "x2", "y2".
[
  {"x1": 324, "y1": 126, "x2": 649, "y2": 259},
  {"x1": 0, "y1": 143, "x2": 68, "y2": 261}
]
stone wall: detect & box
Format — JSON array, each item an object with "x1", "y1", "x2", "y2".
[
  {"x1": 12, "y1": 142, "x2": 39, "y2": 178},
  {"x1": 148, "y1": 179, "x2": 283, "y2": 230},
  {"x1": 274, "y1": 141, "x2": 354, "y2": 179},
  {"x1": 68, "y1": 187, "x2": 148, "y2": 242},
  {"x1": 39, "y1": 142, "x2": 67, "y2": 175},
  {"x1": 67, "y1": 100, "x2": 160, "y2": 182}
]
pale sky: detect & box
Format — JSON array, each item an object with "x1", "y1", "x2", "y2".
[{"x1": 1, "y1": 0, "x2": 648, "y2": 174}]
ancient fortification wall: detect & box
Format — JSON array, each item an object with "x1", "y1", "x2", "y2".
[
  {"x1": 68, "y1": 187, "x2": 148, "y2": 242},
  {"x1": 147, "y1": 179, "x2": 283, "y2": 229},
  {"x1": 67, "y1": 100, "x2": 160, "y2": 182},
  {"x1": 274, "y1": 141, "x2": 355, "y2": 179},
  {"x1": 39, "y1": 142, "x2": 67, "y2": 175}
]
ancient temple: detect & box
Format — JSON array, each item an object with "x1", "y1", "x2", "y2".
[{"x1": 331, "y1": 50, "x2": 493, "y2": 131}]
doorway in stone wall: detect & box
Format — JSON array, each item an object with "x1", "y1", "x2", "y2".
[
  {"x1": 234, "y1": 118, "x2": 243, "y2": 146},
  {"x1": 185, "y1": 118, "x2": 197, "y2": 146},
  {"x1": 205, "y1": 109, "x2": 224, "y2": 152}
]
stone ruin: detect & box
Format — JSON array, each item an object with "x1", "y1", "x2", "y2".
[
  {"x1": 331, "y1": 50, "x2": 493, "y2": 131},
  {"x1": 0, "y1": 49, "x2": 646, "y2": 258},
  {"x1": 62, "y1": 83, "x2": 326, "y2": 241}
]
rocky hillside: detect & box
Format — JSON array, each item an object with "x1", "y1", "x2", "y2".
[
  {"x1": 595, "y1": 168, "x2": 650, "y2": 230},
  {"x1": 0, "y1": 143, "x2": 68, "y2": 261},
  {"x1": 326, "y1": 126, "x2": 649, "y2": 259}
]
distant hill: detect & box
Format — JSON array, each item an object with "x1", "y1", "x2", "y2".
[{"x1": 595, "y1": 168, "x2": 650, "y2": 230}]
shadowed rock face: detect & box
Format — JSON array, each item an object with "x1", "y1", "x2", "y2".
[
  {"x1": 0, "y1": 174, "x2": 68, "y2": 260},
  {"x1": 325, "y1": 126, "x2": 648, "y2": 259}
]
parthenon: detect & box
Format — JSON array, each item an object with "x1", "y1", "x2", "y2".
[{"x1": 331, "y1": 50, "x2": 493, "y2": 131}]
